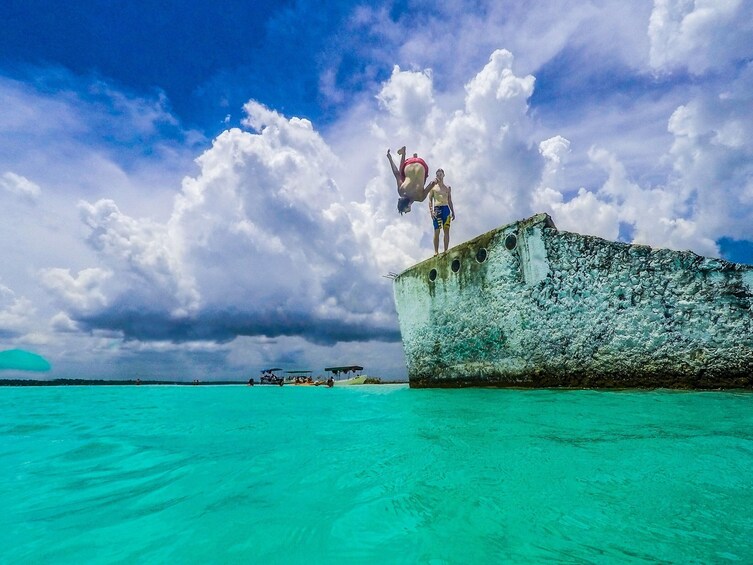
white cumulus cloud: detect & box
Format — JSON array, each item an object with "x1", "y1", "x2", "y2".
[
  {"x1": 0, "y1": 171, "x2": 41, "y2": 201},
  {"x1": 666, "y1": 62, "x2": 753, "y2": 240},
  {"x1": 40, "y1": 267, "x2": 112, "y2": 315},
  {"x1": 58, "y1": 102, "x2": 399, "y2": 345},
  {"x1": 649, "y1": 0, "x2": 753, "y2": 74},
  {"x1": 0, "y1": 283, "x2": 36, "y2": 338}
]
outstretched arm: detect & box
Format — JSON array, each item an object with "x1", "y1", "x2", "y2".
[{"x1": 418, "y1": 178, "x2": 438, "y2": 202}]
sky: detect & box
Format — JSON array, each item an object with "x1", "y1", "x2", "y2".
[{"x1": 1, "y1": 0, "x2": 753, "y2": 381}]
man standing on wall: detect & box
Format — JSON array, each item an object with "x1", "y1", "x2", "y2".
[{"x1": 428, "y1": 168, "x2": 455, "y2": 255}]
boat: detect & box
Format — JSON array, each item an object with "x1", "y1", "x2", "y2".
[
  {"x1": 392, "y1": 213, "x2": 753, "y2": 389},
  {"x1": 324, "y1": 365, "x2": 362, "y2": 385},
  {"x1": 285, "y1": 370, "x2": 316, "y2": 385},
  {"x1": 335, "y1": 375, "x2": 368, "y2": 386},
  {"x1": 259, "y1": 368, "x2": 284, "y2": 386}
]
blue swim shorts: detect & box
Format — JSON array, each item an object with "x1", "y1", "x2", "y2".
[{"x1": 432, "y1": 205, "x2": 451, "y2": 230}]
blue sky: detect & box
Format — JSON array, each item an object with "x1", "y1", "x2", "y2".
[
  {"x1": 1, "y1": 0, "x2": 753, "y2": 381},
  {"x1": 1, "y1": 0, "x2": 398, "y2": 132}
]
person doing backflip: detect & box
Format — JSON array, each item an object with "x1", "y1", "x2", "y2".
[
  {"x1": 386, "y1": 146, "x2": 437, "y2": 214},
  {"x1": 428, "y1": 168, "x2": 455, "y2": 255}
]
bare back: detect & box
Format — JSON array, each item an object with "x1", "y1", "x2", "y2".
[{"x1": 400, "y1": 162, "x2": 429, "y2": 201}]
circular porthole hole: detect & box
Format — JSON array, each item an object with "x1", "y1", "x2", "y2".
[
  {"x1": 428, "y1": 269, "x2": 437, "y2": 282},
  {"x1": 476, "y1": 248, "x2": 488, "y2": 263},
  {"x1": 504, "y1": 233, "x2": 518, "y2": 251},
  {"x1": 451, "y1": 259, "x2": 461, "y2": 273}
]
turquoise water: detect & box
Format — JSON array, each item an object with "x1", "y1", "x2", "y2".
[{"x1": 1, "y1": 385, "x2": 752, "y2": 563}]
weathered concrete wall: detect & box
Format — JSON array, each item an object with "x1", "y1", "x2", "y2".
[{"x1": 393, "y1": 214, "x2": 753, "y2": 388}]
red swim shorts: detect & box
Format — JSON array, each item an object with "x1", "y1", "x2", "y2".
[{"x1": 400, "y1": 157, "x2": 429, "y2": 182}]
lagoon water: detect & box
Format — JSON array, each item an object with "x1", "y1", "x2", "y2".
[{"x1": 1, "y1": 384, "x2": 752, "y2": 563}]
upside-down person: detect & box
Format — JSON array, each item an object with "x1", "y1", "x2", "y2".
[{"x1": 386, "y1": 146, "x2": 437, "y2": 214}]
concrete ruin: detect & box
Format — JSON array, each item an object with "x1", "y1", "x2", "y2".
[{"x1": 393, "y1": 214, "x2": 753, "y2": 388}]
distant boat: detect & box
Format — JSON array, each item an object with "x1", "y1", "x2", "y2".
[
  {"x1": 393, "y1": 213, "x2": 753, "y2": 389},
  {"x1": 325, "y1": 365, "x2": 372, "y2": 385},
  {"x1": 336, "y1": 375, "x2": 368, "y2": 386},
  {"x1": 259, "y1": 368, "x2": 284, "y2": 386},
  {"x1": 285, "y1": 370, "x2": 316, "y2": 385}
]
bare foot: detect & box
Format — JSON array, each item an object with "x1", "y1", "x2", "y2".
[{"x1": 397, "y1": 146, "x2": 406, "y2": 156}]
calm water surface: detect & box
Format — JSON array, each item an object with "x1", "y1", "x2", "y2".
[{"x1": 1, "y1": 385, "x2": 752, "y2": 563}]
